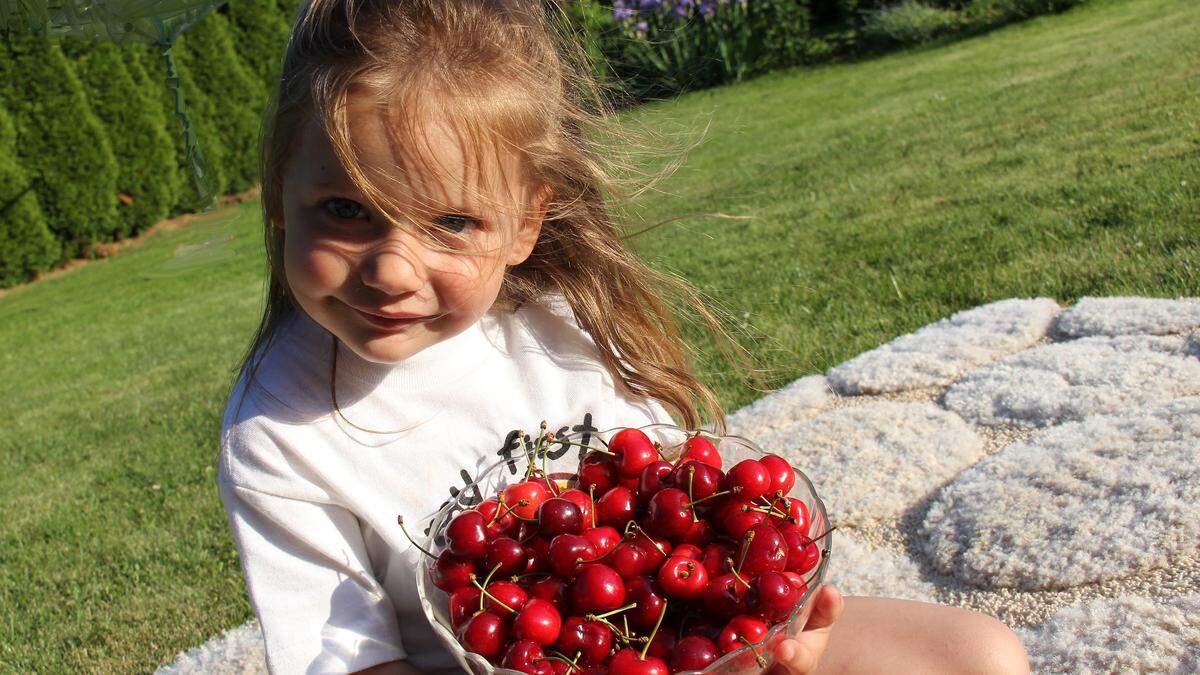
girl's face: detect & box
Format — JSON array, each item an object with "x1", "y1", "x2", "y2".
[{"x1": 277, "y1": 99, "x2": 546, "y2": 365}]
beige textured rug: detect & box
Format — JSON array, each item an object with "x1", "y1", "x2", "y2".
[{"x1": 160, "y1": 296, "x2": 1200, "y2": 674}]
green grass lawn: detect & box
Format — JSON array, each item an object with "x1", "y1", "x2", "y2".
[{"x1": 2, "y1": 0, "x2": 1198, "y2": 669}]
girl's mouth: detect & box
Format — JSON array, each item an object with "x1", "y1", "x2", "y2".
[{"x1": 352, "y1": 307, "x2": 429, "y2": 329}]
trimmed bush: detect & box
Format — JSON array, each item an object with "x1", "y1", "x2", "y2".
[
  {"x1": 0, "y1": 104, "x2": 60, "y2": 286},
  {"x1": 225, "y1": 0, "x2": 292, "y2": 93},
  {"x1": 176, "y1": 12, "x2": 267, "y2": 194},
  {"x1": 863, "y1": 1, "x2": 964, "y2": 47},
  {"x1": 61, "y1": 39, "x2": 179, "y2": 238},
  {"x1": 0, "y1": 35, "x2": 119, "y2": 258},
  {"x1": 122, "y1": 48, "x2": 186, "y2": 217}
]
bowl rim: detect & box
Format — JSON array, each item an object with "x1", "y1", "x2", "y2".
[{"x1": 415, "y1": 422, "x2": 834, "y2": 674}]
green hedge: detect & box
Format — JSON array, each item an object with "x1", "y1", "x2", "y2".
[
  {"x1": 0, "y1": 104, "x2": 59, "y2": 286},
  {"x1": 225, "y1": 0, "x2": 292, "y2": 93},
  {"x1": 62, "y1": 39, "x2": 181, "y2": 238},
  {"x1": 0, "y1": 34, "x2": 119, "y2": 259}
]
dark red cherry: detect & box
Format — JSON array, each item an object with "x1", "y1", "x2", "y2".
[
  {"x1": 584, "y1": 525, "x2": 621, "y2": 558},
  {"x1": 485, "y1": 580, "x2": 528, "y2": 616},
  {"x1": 726, "y1": 459, "x2": 772, "y2": 501},
  {"x1": 570, "y1": 563, "x2": 626, "y2": 613},
  {"x1": 528, "y1": 574, "x2": 569, "y2": 613},
  {"x1": 669, "y1": 460, "x2": 726, "y2": 503},
  {"x1": 780, "y1": 523, "x2": 821, "y2": 574},
  {"x1": 513, "y1": 598, "x2": 563, "y2": 646},
  {"x1": 477, "y1": 498, "x2": 516, "y2": 538},
  {"x1": 679, "y1": 517, "x2": 714, "y2": 547},
  {"x1": 578, "y1": 451, "x2": 619, "y2": 496},
  {"x1": 673, "y1": 543, "x2": 703, "y2": 561},
  {"x1": 645, "y1": 487, "x2": 694, "y2": 539},
  {"x1": 539, "y1": 497, "x2": 584, "y2": 536},
  {"x1": 637, "y1": 460, "x2": 674, "y2": 504},
  {"x1": 739, "y1": 522, "x2": 788, "y2": 577},
  {"x1": 606, "y1": 540, "x2": 647, "y2": 581},
  {"x1": 701, "y1": 541, "x2": 735, "y2": 578},
  {"x1": 670, "y1": 635, "x2": 721, "y2": 672},
  {"x1": 716, "y1": 498, "x2": 768, "y2": 539},
  {"x1": 448, "y1": 585, "x2": 481, "y2": 630},
  {"x1": 609, "y1": 428, "x2": 660, "y2": 479},
  {"x1": 751, "y1": 570, "x2": 801, "y2": 621},
  {"x1": 456, "y1": 611, "x2": 507, "y2": 659},
  {"x1": 446, "y1": 510, "x2": 489, "y2": 559},
  {"x1": 559, "y1": 488, "x2": 595, "y2": 529},
  {"x1": 485, "y1": 536, "x2": 525, "y2": 576},
  {"x1": 502, "y1": 638, "x2": 545, "y2": 674},
  {"x1": 596, "y1": 486, "x2": 636, "y2": 525},
  {"x1": 548, "y1": 533, "x2": 597, "y2": 578},
  {"x1": 716, "y1": 615, "x2": 769, "y2": 654},
  {"x1": 702, "y1": 572, "x2": 751, "y2": 618},
  {"x1": 430, "y1": 550, "x2": 475, "y2": 592},
  {"x1": 556, "y1": 616, "x2": 613, "y2": 664},
  {"x1": 625, "y1": 575, "x2": 666, "y2": 630}
]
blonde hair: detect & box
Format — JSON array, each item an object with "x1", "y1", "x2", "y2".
[{"x1": 235, "y1": 0, "x2": 766, "y2": 434}]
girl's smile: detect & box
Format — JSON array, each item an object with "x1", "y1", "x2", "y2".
[{"x1": 275, "y1": 96, "x2": 546, "y2": 365}]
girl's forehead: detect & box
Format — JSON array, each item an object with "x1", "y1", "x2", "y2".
[{"x1": 290, "y1": 98, "x2": 523, "y2": 212}]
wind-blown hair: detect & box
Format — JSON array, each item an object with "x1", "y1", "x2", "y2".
[{"x1": 235, "y1": 0, "x2": 763, "y2": 433}]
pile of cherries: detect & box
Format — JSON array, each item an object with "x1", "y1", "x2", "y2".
[{"x1": 400, "y1": 425, "x2": 830, "y2": 674}]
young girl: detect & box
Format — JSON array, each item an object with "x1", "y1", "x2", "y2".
[{"x1": 219, "y1": 0, "x2": 1030, "y2": 673}]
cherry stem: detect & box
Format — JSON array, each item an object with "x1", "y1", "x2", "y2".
[
  {"x1": 686, "y1": 489, "x2": 731, "y2": 508},
  {"x1": 750, "y1": 505, "x2": 791, "y2": 519},
  {"x1": 624, "y1": 521, "x2": 668, "y2": 557},
  {"x1": 736, "y1": 530, "x2": 756, "y2": 574},
  {"x1": 588, "y1": 484, "x2": 597, "y2": 529},
  {"x1": 640, "y1": 600, "x2": 668, "y2": 660},
  {"x1": 588, "y1": 602, "x2": 639, "y2": 620},
  {"x1": 738, "y1": 636, "x2": 767, "y2": 668},
  {"x1": 686, "y1": 466, "x2": 698, "y2": 522},
  {"x1": 729, "y1": 565, "x2": 751, "y2": 589},
  {"x1": 554, "y1": 439, "x2": 616, "y2": 456},
  {"x1": 810, "y1": 524, "x2": 838, "y2": 544},
  {"x1": 469, "y1": 565, "x2": 515, "y2": 614},
  {"x1": 396, "y1": 516, "x2": 436, "y2": 559}
]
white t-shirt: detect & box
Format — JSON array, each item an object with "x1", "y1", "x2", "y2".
[{"x1": 218, "y1": 295, "x2": 677, "y2": 674}]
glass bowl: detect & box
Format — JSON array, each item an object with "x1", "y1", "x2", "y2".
[{"x1": 415, "y1": 423, "x2": 833, "y2": 674}]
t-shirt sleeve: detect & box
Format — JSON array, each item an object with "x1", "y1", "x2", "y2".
[{"x1": 219, "y1": 479, "x2": 407, "y2": 674}]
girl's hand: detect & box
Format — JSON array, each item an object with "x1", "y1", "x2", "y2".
[{"x1": 767, "y1": 584, "x2": 844, "y2": 675}]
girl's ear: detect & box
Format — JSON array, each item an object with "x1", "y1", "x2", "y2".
[{"x1": 506, "y1": 184, "x2": 553, "y2": 266}]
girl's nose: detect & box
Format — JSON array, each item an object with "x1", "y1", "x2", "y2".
[{"x1": 359, "y1": 245, "x2": 425, "y2": 295}]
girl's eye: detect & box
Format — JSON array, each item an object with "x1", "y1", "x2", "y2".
[
  {"x1": 435, "y1": 214, "x2": 480, "y2": 234},
  {"x1": 322, "y1": 197, "x2": 368, "y2": 221}
]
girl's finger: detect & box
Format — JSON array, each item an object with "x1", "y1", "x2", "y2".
[{"x1": 803, "y1": 584, "x2": 844, "y2": 632}]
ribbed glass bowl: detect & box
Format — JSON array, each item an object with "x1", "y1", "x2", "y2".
[{"x1": 416, "y1": 423, "x2": 833, "y2": 674}]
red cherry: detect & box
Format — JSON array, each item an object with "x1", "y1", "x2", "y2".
[
  {"x1": 628, "y1": 529, "x2": 672, "y2": 571},
  {"x1": 606, "y1": 540, "x2": 647, "y2": 581},
  {"x1": 556, "y1": 616, "x2": 613, "y2": 664},
  {"x1": 448, "y1": 585, "x2": 481, "y2": 630},
  {"x1": 502, "y1": 638, "x2": 545, "y2": 674},
  {"x1": 750, "y1": 570, "x2": 801, "y2": 621},
  {"x1": 584, "y1": 525, "x2": 621, "y2": 558},
  {"x1": 570, "y1": 563, "x2": 626, "y2": 613},
  {"x1": 702, "y1": 572, "x2": 751, "y2": 618},
  {"x1": 609, "y1": 428, "x2": 660, "y2": 479},
  {"x1": 637, "y1": 460, "x2": 674, "y2": 504},
  {"x1": 625, "y1": 575, "x2": 667, "y2": 629},
  {"x1": 668, "y1": 460, "x2": 726, "y2": 503},
  {"x1": 485, "y1": 536, "x2": 525, "y2": 576},
  {"x1": 456, "y1": 611, "x2": 507, "y2": 659},
  {"x1": 609, "y1": 648, "x2": 669, "y2": 675},
  {"x1": 716, "y1": 615, "x2": 769, "y2": 654},
  {"x1": 430, "y1": 550, "x2": 475, "y2": 592},
  {"x1": 513, "y1": 598, "x2": 563, "y2": 646},
  {"x1": 657, "y1": 555, "x2": 709, "y2": 600},
  {"x1": 645, "y1": 630, "x2": 677, "y2": 661},
  {"x1": 678, "y1": 518, "x2": 714, "y2": 547},
  {"x1": 548, "y1": 533, "x2": 597, "y2": 578},
  {"x1": 775, "y1": 496, "x2": 811, "y2": 532},
  {"x1": 503, "y1": 480, "x2": 553, "y2": 520},
  {"x1": 716, "y1": 498, "x2": 768, "y2": 539},
  {"x1": 539, "y1": 497, "x2": 584, "y2": 536},
  {"x1": 680, "y1": 434, "x2": 722, "y2": 469},
  {"x1": 782, "y1": 570, "x2": 809, "y2": 594},
  {"x1": 726, "y1": 459, "x2": 772, "y2": 501},
  {"x1": 528, "y1": 575, "x2": 569, "y2": 613},
  {"x1": 477, "y1": 498, "x2": 516, "y2": 537},
  {"x1": 780, "y1": 523, "x2": 821, "y2": 574},
  {"x1": 596, "y1": 486, "x2": 636, "y2": 525},
  {"x1": 673, "y1": 543, "x2": 703, "y2": 560},
  {"x1": 645, "y1": 488, "x2": 695, "y2": 539},
  {"x1": 759, "y1": 454, "x2": 796, "y2": 496},
  {"x1": 578, "y1": 451, "x2": 619, "y2": 496},
  {"x1": 523, "y1": 536, "x2": 551, "y2": 574},
  {"x1": 739, "y1": 523, "x2": 788, "y2": 577},
  {"x1": 446, "y1": 510, "x2": 489, "y2": 559},
  {"x1": 485, "y1": 580, "x2": 528, "y2": 616},
  {"x1": 559, "y1": 488, "x2": 595, "y2": 529},
  {"x1": 669, "y1": 635, "x2": 721, "y2": 672},
  {"x1": 701, "y1": 541, "x2": 735, "y2": 578}
]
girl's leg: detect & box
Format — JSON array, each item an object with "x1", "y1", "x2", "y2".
[{"x1": 814, "y1": 596, "x2": 1030, "y2": 674}]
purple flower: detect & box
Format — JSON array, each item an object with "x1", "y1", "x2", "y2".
[
  {"x1": 698, "y1": 0, "x2": 716, "y2": 18},
  {"x1": 673, "y1": 0, "x2": 695, "y2": 19},
  {"x1": 634, "y1": 19, "x2": 648, "y2": 32},
  {"x1": 611, "y1": 0, "x2": 634, "y2": 22}
]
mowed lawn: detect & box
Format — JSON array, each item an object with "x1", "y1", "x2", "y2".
[{"x1": 2, "y1": 0, "x2": 1197, "y2": 669}]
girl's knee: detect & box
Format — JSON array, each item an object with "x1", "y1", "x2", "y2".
[{"x1": 954, "y1": 611, "x2": 1030, "y2": 675}]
